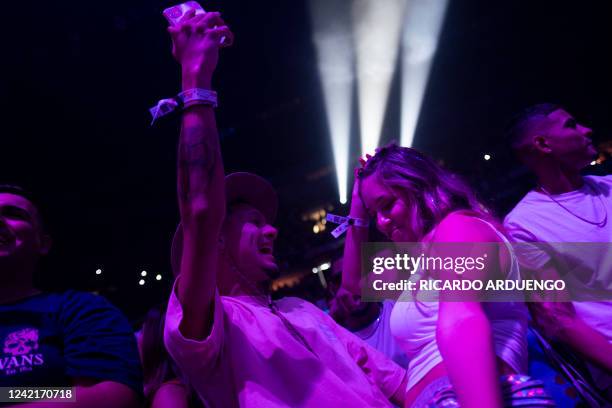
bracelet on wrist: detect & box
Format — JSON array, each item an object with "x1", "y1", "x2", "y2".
[
  {"x1": 326, "y1": 213, "x2": 369, "y2": 238},
  {"x1": 149, "y1": 88, "x2": 218, "y2": 125}
]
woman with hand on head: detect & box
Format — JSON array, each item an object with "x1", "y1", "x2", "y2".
[{"x1": 340, "y1": 143, "x2": 553, "y2": 408}]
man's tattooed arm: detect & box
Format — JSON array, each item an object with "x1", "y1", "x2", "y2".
[
  {"x1": 178, "y1": 127, "x2": 217, "y2": 202},
  {"x1": 175, "y1": 105, "x2": 226, "y2": 341},
  {"x1": 176, "y1": 106, "x2": 225, "y2": 218},
  {"x1": 166, "y1": 7, "x2": 233, "y2": 342}
]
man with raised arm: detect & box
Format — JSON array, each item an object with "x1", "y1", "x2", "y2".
[{"x1": 161, "y1": 10, "x2": 407, "y2": 408}]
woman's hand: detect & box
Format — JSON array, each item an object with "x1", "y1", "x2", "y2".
[{"x1": 349, "y1": 166, "x2": 369, "y2": 220}]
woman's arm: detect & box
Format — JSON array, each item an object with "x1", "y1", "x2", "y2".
[
  {"x1": 329, "y1": 172, "x2": 372, "y2": 325},
  {"x1": 341, "y1": 174, "x2": 370, "y2": 295},
  {"x1": 433, "y1": 213, "x2": 504, "y2": 408}
]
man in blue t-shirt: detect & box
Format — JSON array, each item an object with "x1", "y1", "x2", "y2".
[{"x1": 0, "y1": 185, "x2": 142, "y2": 407}]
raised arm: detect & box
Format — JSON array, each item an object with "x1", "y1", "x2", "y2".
[
  {"x1": 342, "y1": 171, "x2": 370, "y2": 295},
  {"x1": 329, "y1": 171, "x2": 372, "y2": 322},
  {"x1": 170, "y1": 11, "x2": 233, "y2": 340}
]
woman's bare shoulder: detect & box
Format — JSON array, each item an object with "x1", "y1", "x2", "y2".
[{"x1": 433, "y1": 211, "x2": 501, "y2": 243}]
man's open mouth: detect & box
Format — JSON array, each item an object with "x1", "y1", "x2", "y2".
[{"x1": 259, "y1": 246, "x2": 273, "y2": 255}]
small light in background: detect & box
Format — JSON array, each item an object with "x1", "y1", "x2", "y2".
[
  {"x1": 317, "y1": 269, "x2": 328, "y2": 288},
  {"x1": 591, "y1": 160, "x2": 597, "y2": 166},
  {"x1": 484, "y1": 154, "x2": 491, "y2": 161},
  {"x1": 141, "y1": 271, "x2": 147, "y2": 277},
  {"x1": 155, "y1": 274, "x2": 162, "y2": 281},
  {"x1": 319, "y1": 262, "x2": 331, "y2": 271},
  {"x1": 304, "y1": 206, "x2": 329, "y2": 235},
  {"x1": 312, "y1": 267, "x2": 319, "y2": 274},
  {"x1": 95, "y1": 268, "x2": 102, "y2": 275},
  {"x1": 138, "y1": 279, "x2": 145, "y2": 286}
]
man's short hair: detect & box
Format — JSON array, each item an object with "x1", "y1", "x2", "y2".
[
  {"x1": 0, "y1": 184, "x2": 36, "y2": 203},
  {"x1": 0, "y1": 184, "x2": 46, "y2": 230},
  {"x1": 506, "y1": 103, "x2": 562, "y2": 152}
]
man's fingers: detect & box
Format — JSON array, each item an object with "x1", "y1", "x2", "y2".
[
  {"x1": 189, "y1": 12, "x2": 226, "y2": 36},
  {"x1": 190, "y1": 12, "x2": 225, "y2": 32},
  {"x1": 190, "y1": 14, "x2": 208, "y2": 33},
  {"x1": 202, "y1": 11, "x2": 225, "y2": 29},
  {"x1": 168, "y1": 9, "x2": 233, "y2": 53},
  {"x1": 211, "y1": 26, "x2": 234, "y2": 47},
  {"x1": 176, "y1": 9, "x2": 199, "y2": 33},
  {"x1": 177, "y1": 8, "x2": 197, "y2": 25},
  {"x1": 189, "y1": 13, "x2": 207, "y2": 26}
]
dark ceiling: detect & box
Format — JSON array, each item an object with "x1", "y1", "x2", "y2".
[{"x1": 2, "y1": 0, "x2": 611, "y2": 319}]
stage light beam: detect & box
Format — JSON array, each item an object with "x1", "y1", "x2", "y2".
[
  {"x1": 310, "y1": 0, "x2": 354, "y2": 204},
  {"x1": 400, "y1": 0, "x2": 449, "y2": 147},
  {"x1": 353, "y1": 0, "x2": 407, "y2": 155}
]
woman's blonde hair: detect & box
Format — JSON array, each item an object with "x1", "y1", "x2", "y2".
[{"x1": 358, "y1": 143, "x2": 492, "y2": 240}]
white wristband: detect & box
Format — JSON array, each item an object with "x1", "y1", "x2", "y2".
[
  {"x1": 179, "y1": 88, "x2": 218, "y2": 108},
  {"x1": 326, "y1": 213, "x2": 369, "y2": 238},
  {"x1": 149, "y1": 88, "x2": 218, "y2": 125}
]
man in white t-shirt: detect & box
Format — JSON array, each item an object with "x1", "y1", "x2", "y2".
[
  {"x1": 159, "y1": 12, "x2": 407, "y2": 407},
  {"x1": 504, "y1": 103, "x2": 612, "y2": 397}
]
